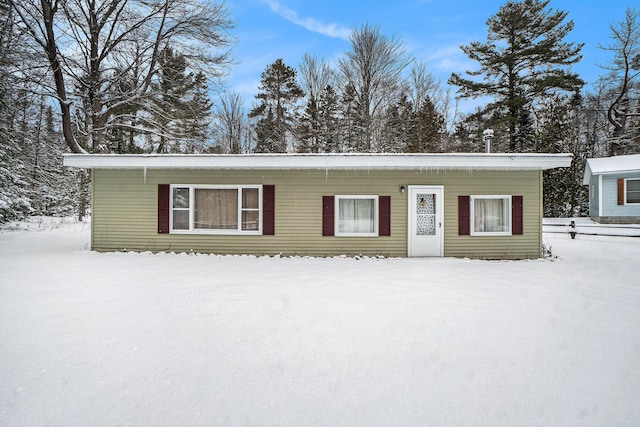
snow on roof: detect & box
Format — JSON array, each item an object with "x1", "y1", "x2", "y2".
[
  {"x1": 63, "y1": 153, "x2": 572, "y2": 171},
  {"x1": 583, "y1": 154, "x2": 640, "y2": 184}
]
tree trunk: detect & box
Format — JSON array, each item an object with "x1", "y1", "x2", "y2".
[{"x1": 40, "y1": 0, "x2": 86, "y2": 154}]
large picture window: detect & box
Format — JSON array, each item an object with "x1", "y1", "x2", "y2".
[
  {"x1": 335, "y1": 195, "x2": 378, "y2": 236},
  {"x1": 170, "y1": 185, "x2": 262, "y2": 234},
  {"x1": 625, "y1": 179, "x2": 640, "y2": 204},
  {"x1": 471, "y1": 195, "x2": 511, "y2": 235}
]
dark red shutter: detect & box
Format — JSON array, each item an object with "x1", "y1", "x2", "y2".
[
  {"x1": 322, "y1": 196, "x2": 334, "y2": 236},
  {"x1": 263, "y1": 185, "x2": 275, "y2": 235},
  {"x1": 617, "y1": 178, "x2": 625, "y2": 205},
  {"x1": 512, "y1": 195, "x2": 523, "y2": 235},
  {"x1": 458, "y1": 196, "x2": 470, "y2": 235},
  {"x1": 158, "y1": 184, "x2": 170, "y2": 234},
  {"x1": 379, "y1": 196, "x2": 391, "y2": 236}
]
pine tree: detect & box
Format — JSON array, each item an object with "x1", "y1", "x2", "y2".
[
  {"x1": 449, "y1": 0, "x2": 584, "y2": 152},
  {"x1": 149, "y1": 48, "x2": 213, "y2": 153},
  {"x1": 408, "y1": 97, "x2": 444, "y2": 153},
  {"x1": 105, "y1": 67, "x2": 145, "y2": 154},
  {"x1": 379, "y1": 91, "x2": 445, "y2": 153},
  {"x1": 380, "y1": 93, "x2": 413, "y2": 153},
  {"x1": 152, "y1": 47, "x2": 195, "y2": 153},
  {"x1": 340, "y1": 83, "x2": 365, "y2": 152},
  {"x1": 537, "y1": 94, "x2": 588, "y2": 216},
  {"x1": 297, "y1": 94, "x2": 322, "y2": 153},
  {"x1": 253, "y1": 107, "x2": 279, "y2": 153},
  {"x1": 0, "y1": 3, "x2": 78, "y2": 221},
  {"x1": 318, "y1": 85, "x2": 340, "y2": 153},
  {"x1": 1, "y1": 95, "x2": 33, "y2": 222},
  {"x1": 181, "y1": 72, "x2": 213, "y2": 153},
  {"x1": 0, "y1": 102, "x2": 31, "y2": 222},
  {"x1": 249, "y1": 59, "x2": 304, "y2": 153},
  {"x1": 0, "y1": 2, "x2": 32, "y2": 221},
  {"x1": 30, "y1": 106, "x2": 79, "y2": 216}
]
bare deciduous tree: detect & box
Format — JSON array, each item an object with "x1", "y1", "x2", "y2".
[
  {"x1": 298, "y1": 54, "x2": 334, "y2": 102},
  {"x1": 212, "y1": 91, "x2": 247, "y2": 154},
  {"x1": 9, "y1": 0, "x2": 233, "y2": 153},
  {"x1": 338, "y1": 23, "x2": 411, "y2": 152},
  {"x1": 599, "y1": 7, "x2": 640, "y2": 155},
  {"x1": 409, "y1": 60, "x2": 459, "y2": 135}
]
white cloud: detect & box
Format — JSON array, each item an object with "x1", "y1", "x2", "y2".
[
  {"x1": 261, "y1": 0, "x2": 351, "y2": 40},
  {"x1": 418, "y1": 43, "x2": 477, "y2": 76},
  {"x1": 426, "y1": 44, "x2": 464, "y2": 62}
]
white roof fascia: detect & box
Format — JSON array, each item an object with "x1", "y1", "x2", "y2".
[
  {"x1": 582, "y1": 162, "x2": 593, "y2": 185},
  {"x1": 585, "y1": 155, "x2": 640, "y2": 176},
  {"x1": 583, "y1": 155, "x2": 640, "y2": 185},
  {"x1": 63, "y1": 153, "x2": 572, "y2": 171}
]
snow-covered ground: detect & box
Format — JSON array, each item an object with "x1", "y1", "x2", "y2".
[{"x1": 1, "y1": 218, "x2": 639, "y2": 426}]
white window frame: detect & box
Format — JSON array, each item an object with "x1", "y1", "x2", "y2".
[
  {"x1": 335, "y1": 195, "x2": 379, "y2": 237},
  {"x1": 624, "y1": 178, "x2": 640, "y2": 205},
  {"x1": 169, "y1": 184, "x2": 262, "y2": 235},
  {"x1": 470, "y1": 195, "x2": 512, "y2": 236}
]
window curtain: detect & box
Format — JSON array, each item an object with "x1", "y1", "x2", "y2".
[
  {"x1": 474, "y1": 198, "x2": 508, "y2": 233},
  {"x1": 195, "y1": 189, "x2": 238, "y2": 229},
  {"x1": 338, "y1": 199, "x2": 374, "y2": 233}
]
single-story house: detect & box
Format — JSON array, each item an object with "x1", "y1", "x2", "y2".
[
  {"x1": 64, "y1": 153, "x2": 572, "y2": 259},
  {"x1": 583, "y1": 154, "x2": 640, "y2": 224}
]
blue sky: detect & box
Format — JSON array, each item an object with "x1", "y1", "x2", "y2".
[{"x1": 224, "y1": 0, "x2": 633, "y2": 113}]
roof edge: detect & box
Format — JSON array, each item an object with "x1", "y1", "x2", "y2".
[{"x1": 63, "y1": 153, "x2": 573, "y2": 171}]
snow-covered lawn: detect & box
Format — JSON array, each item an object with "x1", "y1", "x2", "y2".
[{"x1": 1, "y1": 218, "x2": 639, "y2": 426}]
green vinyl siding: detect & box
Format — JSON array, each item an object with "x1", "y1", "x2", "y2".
[{"x1": 91, "y1": 168, "x2": 543, "y2": 258}]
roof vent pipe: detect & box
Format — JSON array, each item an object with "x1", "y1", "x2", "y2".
[{"x1": 482, "y1": 129, "x2": 494, "y2": 153}]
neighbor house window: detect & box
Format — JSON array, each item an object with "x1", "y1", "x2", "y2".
[
  {"x1": 470, "y1": 195, "x2": 511, "y2": 235},
  {"x1": 335, "y1": 195, "x2": 378, "y2": 236},
  {"x1": 625, "y1": 179, "x2": 640, "y2": 204},
  {"x1": 170, "y1": 185, "x2": 262, "y2": 234}
]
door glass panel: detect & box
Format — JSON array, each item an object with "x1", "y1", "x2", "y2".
[{"x1": 416, "y1": 193, "x2": 436, "y2": 236}]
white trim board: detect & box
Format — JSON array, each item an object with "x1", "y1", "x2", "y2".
[{"x1": 64, "y1": 153, "x2": 572, "y2": 171}]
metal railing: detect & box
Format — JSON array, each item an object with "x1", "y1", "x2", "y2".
[{"x1": 542, "y1": 219, "x2": 640, "y2": 239}]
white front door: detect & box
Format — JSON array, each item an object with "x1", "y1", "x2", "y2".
[{"x1": 408, "y1": 186, "x2": 444, "y2": 257}]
